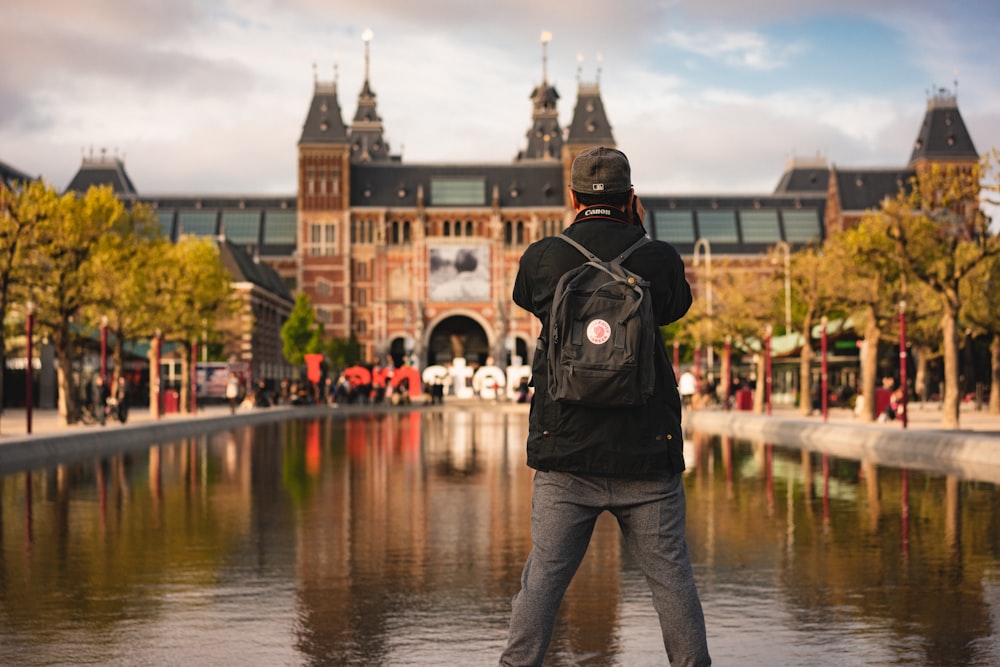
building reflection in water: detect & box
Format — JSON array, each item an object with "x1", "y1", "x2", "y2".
[{"x1": 1, "y1": 410, "x2": 999, "y2": 666}]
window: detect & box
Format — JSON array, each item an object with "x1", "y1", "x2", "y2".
[
  {"x1": 739, "y1": 210, "x2": 781, "y2": 243},
  {"x1": 309, "y1": 222, "x2": 337, "y2": 256},
  {"x1": 696, "y1": 210, "x2": 738, "y2": 243},
  {"x1": 264, "y1": 211, "x2": 297, "y2": 244},
  {"x1": 652, "y1": 210, "x2": 695, "y2": 244},
  {"x1": 430, "y1": 177, "x2": 486, "y2": 206},
  {"x1": 155, "y1": 210, "x2": 174, "y2": 238},
  {"x1": 222, "y1": 211, "x2": 261, "y2": 244},
  {"x1": 782, "y1": 210, "x2": 822, "y2": 242},
  {"x1": 177, "y1": 211, "x2": 218, "y2": 237}
]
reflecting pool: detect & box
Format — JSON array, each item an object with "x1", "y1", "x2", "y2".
[{"x1": 1, "y1": 407, "x2": 999, "y2": 666}]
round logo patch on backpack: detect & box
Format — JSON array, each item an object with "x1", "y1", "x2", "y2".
[{"x1": 586, "y1": 319, "x2": 612, "y2": 345}]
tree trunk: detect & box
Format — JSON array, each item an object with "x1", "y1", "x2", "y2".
[
  {"x1": 913, "y1": 346, "x2": 931, "y2": 406},
  {"x1": 990, "y1": 334, "x2": 1000, "y2": 416},
  {"x1": 53, "y1": 327, "x2": 79, "y2": 425},
  {"x1": 178, "y1": 340, "x2": 192, "y2": 414},
  {"x1": 754, "y1": 352, "x2": 766, "y2": 414},
  {"x1": 859, "y1": 318, "x2": 880, "y2": 423},
  {"x1": 941, "y1": 311, "x2": 961, "y2": 429}
]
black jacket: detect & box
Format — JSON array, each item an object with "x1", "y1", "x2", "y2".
[{"x1": 512, "y1": 205, "x2": 692, "y2": 476}]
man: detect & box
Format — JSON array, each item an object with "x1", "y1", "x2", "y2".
[
  {"x1": 91, "y1": 374, "x2": 109, "y2": 426},
  {"x1": 501, "y1": 147, "x2": 710, "y2": 666}
]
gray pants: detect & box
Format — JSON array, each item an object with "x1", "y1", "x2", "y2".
[{"x1": 500, "y1": 470, "x2": 710, "y2": 666}]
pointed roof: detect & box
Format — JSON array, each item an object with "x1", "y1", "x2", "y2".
[
  {"x1": 517, "y1": 32, "x2": 563, "y2": 161},
  {"x1": 298, "y1": 71, "x2": 349, "y2": 145},
  {"x1": 908, "y1": 86, "x2": 978, "y2": 166},
  {"x1": 65, "y1": 150, "x2": 138, "y2": 197},
  {"x1": 565, "y1": 79, "x2": 615, "y2": 146},
  {"x1": 0, "y1": 158, "x2": 36, "y2": 189},
  {"x1": 349, "y1": 31, "x2": 392, "y2": 163}
]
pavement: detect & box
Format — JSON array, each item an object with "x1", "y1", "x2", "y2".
[{"x1": 684, "y1": 400, "x2": 1000, "y2": 484}]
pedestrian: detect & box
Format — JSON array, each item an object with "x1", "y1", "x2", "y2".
[
  {"x1": 225, "y1": 372, "x2": 240, "y2": 414},
  {"x1": 501, "y1": 147, "x2": 710, "y2": 666},
  {"x1": 113, "y1": 376, "x2": 129, "y2": 423},
  {"x1": 679, "y1": 368, "x2": 697, "y2": 408},
  {"x1": 91, "y1": 374, "x2": 109, "y2": 426}
]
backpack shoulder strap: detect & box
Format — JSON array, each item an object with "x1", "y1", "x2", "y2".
[
  {"x1": 559, "y1": 232, "x2": 650, "y2": 266},
  {"x1": 557, "y1": 232, "x2": 598, "y2": 261},
  {"x1": 613, "y1": 235, "x2": 651, "y2": 266}
]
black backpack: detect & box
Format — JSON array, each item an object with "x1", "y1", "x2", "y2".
[{"x1": 547, "y1": 233, "x2": 657, "y2": 407}]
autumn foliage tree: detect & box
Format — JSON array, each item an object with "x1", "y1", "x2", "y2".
[{"x1": 882, "y1": 156, "x2": 1000, "y2": 428}]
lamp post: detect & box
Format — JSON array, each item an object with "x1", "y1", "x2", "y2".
[
  {"x1": 774, "y1": 241, "x2": 792, "y2": 333},
  {"x1": 693, "y1": 238, "x2": 714, "y2": 381},
  {"x1": 26, "y1": 302, "x2": 34, "y2": 435},
  {"x1": 100, "y1": 315, "x2": 108, "y2": 381},
  {"x1": 821, "y1": 316, "x2": 829, "y2": 422},
  {"x1": 899, "y1": 301, "x2": 908, "y2": 429}
]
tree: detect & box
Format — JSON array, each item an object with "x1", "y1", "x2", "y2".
[
  {"x1": 702, "y1": 258, "x2": 781, "y2": 412},
  {"x1": 823, "y1": 214, "x2": 906, "y2": 421},
  {"x1": 25, "y1": 185, "x2": 128, "y2": 423},
  {"x1": 281, "y1": 293, "x2": 321, "y2": 368},
  {"x1": 960, "y1": 253, "x2": 1000, "y2": 414},
  {"x1": 778, "y1": 244, "x2": 839, "y2": 416},
  {"x1": 883, "y1": 157, "x2": 1000, "y2": 428},
  {"x1": 0, "y1": 179, "x2": 47, "y2": 411},
  {"x1": 82, "y1": 201, "x2": 164, "y2": 385},
  {"x1": 151, "y1": 237, "x2": 239, "y2": 413}
]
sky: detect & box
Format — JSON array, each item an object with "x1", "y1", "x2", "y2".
[{"x1": 2, "y1": 0, "x2": 1000, "y2": 199}]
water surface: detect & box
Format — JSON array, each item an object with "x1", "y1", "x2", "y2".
[{"x1": 1, "y1": 407, "x2": 998, "y2": 665}]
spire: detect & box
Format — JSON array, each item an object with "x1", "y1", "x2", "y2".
[
  {"x1": 908, "y1": 83, "x2": 978, "y2": 168},
  {"x1": 349, "y1": 28, "x2": 392, "y2": 163},
  {"x1": 565, "y1": 54, "x2": 615, "y2": 147},
  {"x1": 299, "y1": 60, "x2": 349, "y2": 145},
  {"x1": 518, "y1": 30, "x2": 562, "y2": 161}
]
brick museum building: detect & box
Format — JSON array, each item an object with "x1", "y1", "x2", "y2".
[{"x1": 8, "y1": 38, "x2": 981, "y2": 391}]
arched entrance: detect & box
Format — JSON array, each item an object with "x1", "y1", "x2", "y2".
[
  {"x1": 426, "y1": 315, "x2": 490, "y2": 366},
  {"x1": 387, "y1": 335, "x2": 414, "y2": 367}
]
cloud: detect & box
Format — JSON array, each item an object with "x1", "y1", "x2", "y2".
[{"x1": 662, "y1": 28, "x2": 802, "y2": 70}]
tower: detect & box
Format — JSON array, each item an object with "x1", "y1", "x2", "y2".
[
  {"x1": 518, "y1": 31, "x2": 563, "y2": 162},
  {"x1": 908, "y1": 84, "x2": 979, "y2": 172},
  {"x1": 297, "y1": 58, "x2": 352, "y2": 337},
  {"x1": 562, "y1": 53, "x2": 616, "y2": 207},
  {"x1": 349, "y1": 28, "x2": 393, "y2": 163}
]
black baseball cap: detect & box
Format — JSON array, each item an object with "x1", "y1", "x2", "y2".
[{"x1": 570, "y1": 146, "x2": 632, "y2": 195}]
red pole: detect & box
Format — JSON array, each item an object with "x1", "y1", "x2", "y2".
[
  {"x1": 693, "y1": 346, "x2": 702, "y2": 393},
  {"x1": 191, "y1": 341, "x2": 198, "y2": 414},
  {"x1": 673, "y1": 342, "x2": 680, "y2": 371},
  {"x1": 765, "y1": 326, "x2": 773, "y2": 415},
  {"x1": 899, "y1": 301, "x2": 908, "y2": 429},
  {"x1": 821, "y1": 316, "x2": 829, "y2": 422},
  {"x1": 724, "y1": 335, "x2": 732, "y2": 411},
  {"x1": 153, "y1": 333, "x2": 162, "y2": 420},
  {"x1": 26, "y1": 307, "x2": 34, "y2": 434}
]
